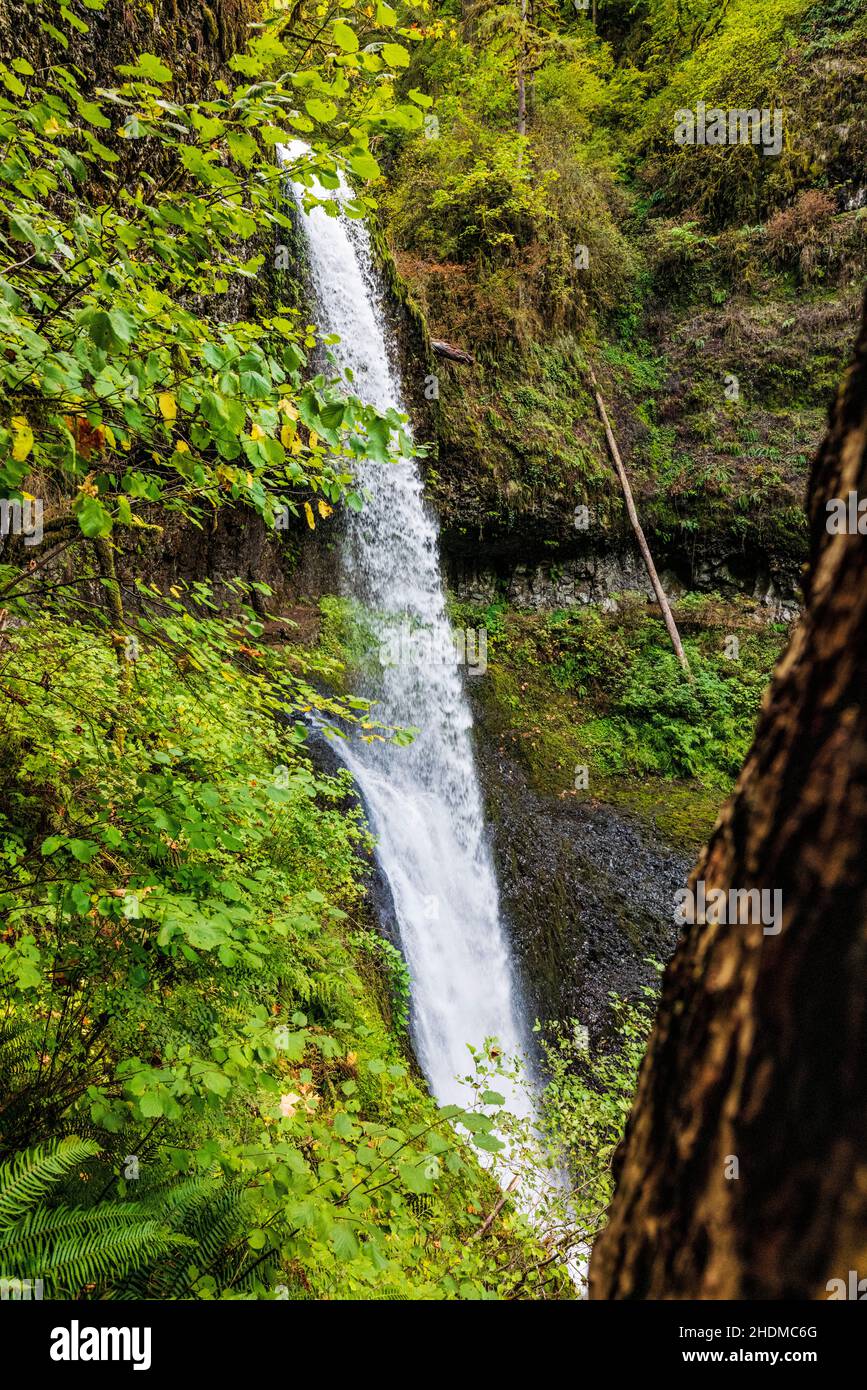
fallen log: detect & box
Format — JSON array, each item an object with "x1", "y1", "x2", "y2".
[{"x1": 431, "y1": 338, "x2": 476, "y2": 365}]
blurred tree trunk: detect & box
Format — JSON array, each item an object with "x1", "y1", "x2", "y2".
[
  {"x1": 590, "y1": 290, "x2": 867, "y2": 1300},
  {"x1": 526, "y1": 0, "x2": 535, "y2": 126},
  {"x1": 517, "y1": 0, "x2": 527, "y2": 137}
]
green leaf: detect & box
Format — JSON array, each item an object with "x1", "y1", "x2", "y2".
[
  {"x1": 57, "y1": 147, "x2": 87, "y2": 180},
  {"x1": 399, "y1": 1162, "x2": 432, "y2": 1194},
  {"x1": 330, "y1": 1222, "x2": 359, "y2": 1261},
  {"x1": 382, "y1": 43, "x2": 410, "y2": 68},
  {"x1": 68, "y1": 839, "x2": 100, "y2": 863},
  {"x1": 333, "y1": 1111, "x2": 354, "y2": 1138},
  {"x1": 75, "y1": 97, "x2": 111, "y2": 129},
  {"x1": 201, "y1": 1071, "x2": 230, "y2": 1097},
  {"x1": 116, "y1": 53, "x2": 173, "y2": 84},
  {"x1": 472, "y1": 1132, "x2": 505, "y2": 1154},
  {"x1": 332, "y1": 21, "x2": 358, "y2": 52},
  {"x1": 305, "y1": 98, "x2": 337, "y2": 125},
  {"x1": 227, "y1": 130, "x2": 258, "y2": 165},
  {"x1": 0, "y1": 66, "x2": 26, "y2": 98},
  {"x1": 348, "y1": 152, "x2": 380, "y2": 181},
  {"x1": 69, "y1": 884, "x2": 91, "y2": 916},
  {"x1": 109, "y1": 309, "x2": 137, "y2": 344},
  {"x1": 139, "y1": 1093, "x2": 166, "y2": 1118},
  {"x1": 74, "y1": 496, "x2": 113, "y2": 539},
  {"x1": 364, "y1": 416, "x2": 390, "y2": 464}
]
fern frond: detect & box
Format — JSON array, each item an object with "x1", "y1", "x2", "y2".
[
  {"x1": 6, "y1": 1223, "x2": 193, "y2": 1294},
  {"x1": 155, "y1": 1186, "x2": 250, "y2": 1297},
  {"x1": 0, "y1": 1199, "x2": 155, "y2": 1246},
  {"x1": 0, "y1": 1137, "x2": 100, "y2": 1229}
]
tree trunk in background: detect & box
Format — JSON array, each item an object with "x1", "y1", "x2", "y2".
[
  {"x1": 517, "y1": 0, "x2": 527, "y2": 136},
  {"x1": 590, "y1": 290, "x2": 867, "y2": 1300},
  {"x1": 526, "y1": 0, "x2": 536, "y2": 127}
]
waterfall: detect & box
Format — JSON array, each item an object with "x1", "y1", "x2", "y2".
[{"x1": 282, "y1": 147, "x2": 533, "y2": 1114}]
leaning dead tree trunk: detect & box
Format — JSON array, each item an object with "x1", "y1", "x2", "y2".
[
  {"x1": 589, "y1": 368, "x2": 690, "y2": 675},
  {"x1": 590, "y1": 291, "x2": 867, "y2": 1300}
]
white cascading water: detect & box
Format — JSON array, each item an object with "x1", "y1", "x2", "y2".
[{"x1": 282, "y1": 145, "x2": 532, "y2": 1114}]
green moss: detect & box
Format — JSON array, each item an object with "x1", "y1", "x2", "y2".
[
  {"x1": 373, "y1": 3, "x2": 865, "y2": 568},
  {"x1": 201, "y1": 3, "x2": 219, "y2": 45},
  {"x1": 455, "y1": 596, "x2": 787, "y2": 849},
  {"x1": 317, "y1": 595, "x2": 385, "y2": 692}
]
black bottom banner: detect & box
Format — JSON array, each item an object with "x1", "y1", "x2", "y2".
[{"x1": 3, "y1": 1297, "x2": 860, "y2": 1377}]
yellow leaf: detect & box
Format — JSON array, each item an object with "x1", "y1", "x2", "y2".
[
  {"x1": 104, "y1": 424, "x2": 116, "y2": 449},
  {"x1": 308, "y1": 430, "x2": 319, "y2": 451},
  {"x1": 317, "y1": 499, "x2": 332, "y2": 519},
  {"x1": 280, "y1": 422, "x2": 296, "y2": 447},
  {"x1": 175, "y1": 439, "x2": 189, "y2": 453},
  {"x1": 250, "y1": 422, "x2": 265, "y2": 440},
  {"x1": 303, "y1": 502, "x2": 315, "y2": 530},
  {"x1": 11, "y1": 416, "x2": 33, "y2": 462},
  {"x1": 278, "y1": 398, "x2": 298, "y2": 419},
  {"x1": 158, "y1": 392, "x2": 177, "y2": 422}
]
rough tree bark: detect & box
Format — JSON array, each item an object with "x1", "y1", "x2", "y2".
[{"x1": 590, "y1": 290, "x2": 867, "y2": 1300}]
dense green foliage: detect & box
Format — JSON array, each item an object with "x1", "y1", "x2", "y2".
[
  {"x1": 380, "y1": 0, "x2": 865, "y2": 553},
  {"x1": 0, "y1": 0, "x2": 432, "y2": 549},
  {"x1": 452, "y1": 988, "x2": 658, "y2": 1277},
  {"x1": 0, "y1": 0, "x2": 570, "y2": 1301},
  {"x1": 453, "y1": 595, "x2": 783, "y2": 794},
  {"x1": 534, "y1": 987, "x2": 657, "y2": 1251},
  {"x1": 0, "y1": 592, "x2": 575, "y2": 1298},
  {"x1": 3, "y1": 0, "x2": 849, "y2": 1303}
]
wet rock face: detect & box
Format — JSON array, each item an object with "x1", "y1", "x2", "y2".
[
  {"x1": 113, "y1": 505, "x2": 340, "y2": 617},
  {"x1": 0, "y1": 0, "x2": 258, "y2": 95},
  {"x1": 445, "y1": 544, "x2": 802, "y2": 616},
  {"x1": 468, "y1": 684, "x2": 691, "y2": 1042}
]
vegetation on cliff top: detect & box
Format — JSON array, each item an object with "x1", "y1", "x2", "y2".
[{"x1": 377, "y1": 0, "x2": 866, "y2": 559}]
